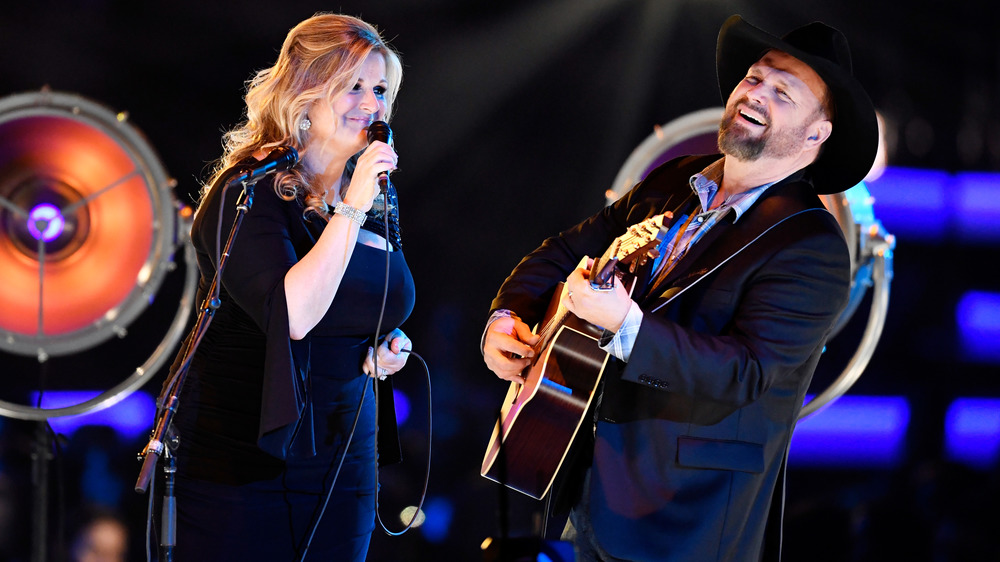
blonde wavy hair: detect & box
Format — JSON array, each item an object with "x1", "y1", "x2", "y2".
[{"x1": 204, "y1": 13, "x2": 402, "y2": 218}]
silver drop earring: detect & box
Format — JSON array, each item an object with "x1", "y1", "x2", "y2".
[{"x1": 299, "y1": 117, "x2": 311, "y2": 131}]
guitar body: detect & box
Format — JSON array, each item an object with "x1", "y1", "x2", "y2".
[
  {"x1": 481, "y1": 215, "x2": 671, "y2": 500},
  {"x1": 481, "y1": 287, "x2": 609, "y2": 499}
]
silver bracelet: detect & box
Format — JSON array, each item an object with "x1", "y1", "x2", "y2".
[{"x1": 333, "y1": 201, "x2": 367, "y2": 226}]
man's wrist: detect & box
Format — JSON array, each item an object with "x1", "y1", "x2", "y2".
[{"x1": 599, "y1": 301, "x2": 643, "y2": 362}]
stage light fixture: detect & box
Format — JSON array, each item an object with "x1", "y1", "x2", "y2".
[{"x1": 0, "y1": 89, "x2": 196, "y2": 420}]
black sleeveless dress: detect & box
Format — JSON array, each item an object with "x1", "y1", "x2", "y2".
[{"x1": 171, "y1": 172, "x2": 415, "y2": 561}]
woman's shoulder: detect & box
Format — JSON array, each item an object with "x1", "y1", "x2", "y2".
[{"x1": 195, "y1": 172, "x2": 309, "y2": 236}]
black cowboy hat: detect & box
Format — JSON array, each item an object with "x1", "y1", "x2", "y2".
[{"x1": 716, "y1": 15, "x2": 879, "y2": 194}]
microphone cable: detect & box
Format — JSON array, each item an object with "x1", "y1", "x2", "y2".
[
  {"x1": 369, "y1": 179, "x2": 432, "y2": 538},
  {"x1": 374, "y1": 346, "x2": 431, "y2": 537},
  {"x1": 297, "y1": 179, "x2": 433, "y2": 560}
]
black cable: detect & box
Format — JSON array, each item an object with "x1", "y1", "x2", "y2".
[
  {"x1": 143, "y1": 180, "x2": 244, "y2": 560},
  {"x1": 145, "y1": 463, "x2": 156, "y2": 561},
  {"x1": 296, "y1": 186, "x2": 390, "y2": 560},
  {"x1": 297, "y1": 183, "x2": 433, "y2": 558},
  {"x1": 541, "y1": 491, "x2": 552, "y2": 540},
  {"x1": 53, "y1": 423, "x2": 66, "y2": 562},
  {"x1": 366, "y1": 188, "x2": 432, "y2": 536},
  {"x1": 366, "y1": 189, "x2": 433, "y2": 537},
  {"x1": 376, "y1": 348, "x2": 431, "y2": 536},
  {"x1": 295, "y1": 375, "x2": 370, "y2": 561}
]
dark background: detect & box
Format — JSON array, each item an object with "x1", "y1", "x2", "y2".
[{"x1": 1, "y1": 0, "x2": 999, "y2": 560}]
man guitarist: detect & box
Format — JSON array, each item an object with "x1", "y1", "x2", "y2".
[{"x1": 482, "y1": 15, "x2": 878, "y2": 561}]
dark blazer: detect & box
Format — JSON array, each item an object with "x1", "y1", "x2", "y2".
[{"x1": 491, "y1": 154, "x2": 851, "y2": 561}]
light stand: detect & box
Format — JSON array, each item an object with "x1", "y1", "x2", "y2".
[
  {"x1": 29, "y1": 422, "x2": 54, "y2": 562},
  {"x1": 0, "y1": 89, "x2": 194, "y2": 562}
]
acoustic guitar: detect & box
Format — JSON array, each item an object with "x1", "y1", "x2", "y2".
[{"x1": 481, "y1": 214, "x2": 671, "y2": 499}]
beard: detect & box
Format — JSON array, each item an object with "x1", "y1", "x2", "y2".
[{"x1": 718, "y1": 99, "x2": 809, "y2": 162}]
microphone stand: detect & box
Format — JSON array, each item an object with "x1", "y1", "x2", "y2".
[
  {"x1": 134, "y1": 180, "x2": 257, "y2": 559},
  {"x1": 157, "y1": 430, "x2": 179, "y2": 561}
]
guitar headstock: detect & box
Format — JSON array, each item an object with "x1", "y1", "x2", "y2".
[{"x1": 590, "y1": 212, "x2": 673, "y2": 289}]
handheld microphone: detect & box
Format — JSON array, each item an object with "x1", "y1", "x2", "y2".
[
  {"x1": 366, "y1": 121, "x2": 392, "y2": 192},
  {"x1": 227, "y1": 145, "x2": 299, "y2": 187}
]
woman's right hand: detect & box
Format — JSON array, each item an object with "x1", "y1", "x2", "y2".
[{"x1": 342, "y1": 140, "x2": 397, "y2": 212}]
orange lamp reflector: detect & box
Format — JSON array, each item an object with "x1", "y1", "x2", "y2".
[
  {"x1": 0, "y1": 115, "x2": 154, "y2": 336},
  {"x1": 0, "y1": 91, "x2": 176, "y2": 358}
]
